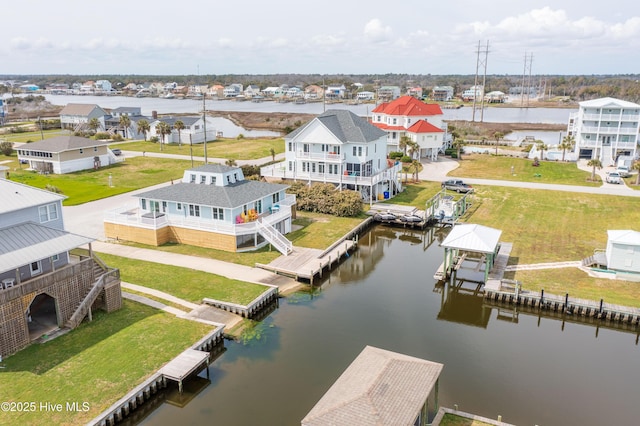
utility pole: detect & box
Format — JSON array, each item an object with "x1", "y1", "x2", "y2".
[
  {"x1": 199, "y1": 64, "x2": 208, "y2": 164},
  {"x1": 472, "y1": 40, "x2": 489, "y2": 122},
  {"x1": 521, "y1": 52, "x2": 533, "y2": 107}
]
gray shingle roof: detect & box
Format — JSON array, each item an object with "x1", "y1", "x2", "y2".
[
  {"x1": 301, "y1": 346, "x2": 443, "y2": 426},
  {"x1": 59, "y1": 103, "x2": 105, "y2": 116},
  {"x1": 135, "y1": 180, "x2": 288, "y2": 209},
  {"x1": 18, "y1": 136, "x2": 110, "y2": 153},
  {"x1": 0, "y1": 222, "x2": 94, "y2": 273},
  {"x1": 151, "y1": 116, "x2": 199, "y2": 127},
  {"x1": 188, "y1": 164, "x2": 238, "y2": 174},
  {"x1": 0, "y1": 180, "x2": 66, "y2": 215},
  {"x1": 287, "y1": 109, "x2": 386, "y2": 143}
]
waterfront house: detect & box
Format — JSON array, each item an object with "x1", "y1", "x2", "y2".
[
  {"x1": 461, "y1": 85, "x2": 484, "y2": 101},
  {"x1": 104, "y1": 164, "x2": 296, "y2": 254},
  {"x1": 261, "y1": 109, "x2": 403, "y2": 203},
  {"x1": 567, "y1": 97, "x2": 640, "y2": 165},
  {"x1": 325, "y1": 85, "x2": 346, "y2": 100},
  {"x1": 15, "y1": 135, "x2": 118, "y2": 174},
  {"x1": 209, "y1": 84, "x2": 225, "y2": 98},
  {"x1": 371, "y1": 95, "x2": 447, "y2": 160},
  {"x1": 0, "y1": 180, "x2": 121, "y2": 357},
  {"x1": 377, "y1": 86, "x2": 401, "y2": 101},
  {"x1": 432, "y1": 86, "x2": 454, "y2": 102},
  {"x1": 301, "y1": 345, "x2": 443, "y2": 426},
  {"x1": 244, "y1": 85, "x2": 262, "y2": 98},
  {"x1": 59, "y1": 103, "x2": 108, "y2": 131},
  {"x1": 148, "y1": 116, "x2": 216, "y2": 144},
  {"x1": 356, "y1": 91, "x2": 375, "y2": 101},
  {"x1": 223, "y1": 84, "x2": 243, "y2": 98},
  {"x1": 304, "y1": 85, "x2": 324, "y2": 99},
  {"x1": 407, "y1": 86, "x2": 423, "y2": 99},
  {"x1": 105, "y1": 107, "x2": 151, "y2": 139}
]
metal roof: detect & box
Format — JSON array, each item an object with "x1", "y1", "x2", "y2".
[
  {"x1": 0, "y1": 222, "x2": 94, "y2": 273},
  {"x1": 59, "y1": 103, "x2": 106, "y2": 116},
  {"x1": 608, "y1": 230, "x2": 640, "y2": 245},
  {"x1": 301, "y1": 346, "x2": 443, "y2": 426},
  {"x1": 187, "y1": 164, "x2": 238, "y2": 174},
  {"x1": 287, "y1": 109, "x2": 386, "y2": 143},
  {"x1": 0, "y1": 180, "x2": 66, "y2": 215},
  {"x1": 579, "y1": 97, "x2": 640, "y2": 109},
  {"x1": 135, "y1": 180, "x2": 289, "y2": 209},
  {"x1": 441, "y1": 223, "x2": 502, "y2": 254},
  {"x1": 16, "y1": 135, "x2": 110, "y2": 153}
]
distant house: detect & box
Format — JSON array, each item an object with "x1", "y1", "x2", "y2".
[
  {"x1": 105, "y1": 107, "x2": 150, "y2": 139},
  {"x1": 261, "y1": 109, "x2": 403, "y2": 203},
  {"x1": 377, "y1": 86, "x2": 401, "y2": 101},
  {"x1": 406, "y1": 86, "x2": 423, "y2": 99},
  {"x1": 209, "y1": 85, "x2": 225, "y2": 97},
  {"x1": 567, "y1": 97, "x2": 640, "y2": 164},
  {"x1": 0, "y1": 180, "x2": 121, "y2": 357},
  {"x1": 461, "y1": 85, "x2": 484, "y2": 101},
  {"x1": 304, "y1": 85, "x2": 324, "y2": 99},
  {"x1": 104, "y1": 164, "x2": 296, "y2": 254},
  {"x1": 148, "y1": 116, "x2": 216, "y2": 144},
  {"x1": 19, "y1": 84, "x2": 39, "y2": 92},
  {"x1": 485, "y1": 91, "x2": 506, "y2": 103},
  {"x1": 244, "y1": 85, "x2": 262, "y2": 98},
  {"x1": 606, "y1": 230, "x2": 640, "y2": 274},
  {"x1": 325, "y1": 84, "x2": 346, "y2": 99},
  {"x1": 432, "y1": 86, "x2": 454, "y2": 102},
  {"x1": 59, "y1": 103, "x2": 108, "y2": 131},
  {"x1": 356, "y1": 91, "x2": 375, "y2": 101},
  {"x1": 371, "y1": 95, "x2": 447, "y2": 160},
  {"x1": 223, "y1": 84, "x2": 243, "y2": 98},
  {"x1": 95, "y1": 80, "x2": 113, "y2": 92},
  {"x1": 301, "y1": 346, "x2": 443, "y2": 426},
  {"x1": 16, "y1": 135, "x2": 117, "y2": 174}
]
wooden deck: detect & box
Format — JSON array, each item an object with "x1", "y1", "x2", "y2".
[
  {"x1": 258, "y1": 242, "x2": 355, "y2": 283},
  {"x1": 160, "y1": 348, "x2": 209, "y2": 393}
]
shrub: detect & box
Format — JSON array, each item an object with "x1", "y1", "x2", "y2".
[
  {"x1": 237, "y1": 133, "x2": 245, "y2": 140},
  {"x1": 112, "y1": 134, "x2": 124, "y2": 142},
  {"x1": 241, "y1": 164, "x2": 261, "y2": 178},
  {"x1": 400, "y1": 155, "x2": 412, "y2": 163},
  {"x1": 287, "y1": 182, "x2": 362, "y2": 217},
  {"x1": 388, "y1": 151, "x2": 404, "y2": 160},
  {"x1": 45, "y1": 184, "x2": 63, "y2": 194},
  {"x1": 0, "y1": 141, "x2": 14, "y2": 156},
  {"x1": 150, "y1": 136, "x2": 159, "y2": 143},
  {"x1": 94, "y1": 132, "x2": 112, "y2": 140}
]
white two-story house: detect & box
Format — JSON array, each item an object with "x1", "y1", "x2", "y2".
[
  {"x1": 261, "y1": 109, "x2": 403, "y2": 203},
  {"x1": 371, "y1": 96, "x2": 447, "y2": 160},
  {"x1": 104, "y1": 164, "x2": 296, "y2": 255},
  {"x1": 148, "y1": 116, "x2": 216, "y2": 144},
  {"x1": 567, "y1": 97, "x2": 640, "y2": 166}
]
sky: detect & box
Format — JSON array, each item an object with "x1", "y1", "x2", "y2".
[{"x1": 2, "y1": 0, "x2": 639, "y2": 76}]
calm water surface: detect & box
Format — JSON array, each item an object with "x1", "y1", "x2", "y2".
[{"x1": 139, "y1": 226, "x2": 640, "y2": 426}]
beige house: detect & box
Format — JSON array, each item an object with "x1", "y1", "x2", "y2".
[
  {"x1": 16, "y1": 135, "x2": 118, "y2": 174},
  {"x1": 59, "y1": 103, "x2": 108, "y2": 131}
]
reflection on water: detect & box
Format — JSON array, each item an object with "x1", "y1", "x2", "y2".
[{"x1": 141, "y1": 225, "x2": 640, "y2": 426}]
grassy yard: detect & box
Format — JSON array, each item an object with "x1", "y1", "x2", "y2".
[
  {"x1": 0, "y1": 128, "x2": 71, "y2": 143},
  {"x1": 112, "y1": 137, "x2": 284, "y2": 161},
  {"x1": 288, "y1": 211, "x2": 368, "y2": 249},
  {"x1": 452, "y1": 153, "x2": 601, "y2": 186},
  {"x1": 440, "y1": 413, "x2": 494, "y2": 426},
  {"x1": 0, "y1": 156, "x2": 196, "y2": 205},
  {"x1": 1, "y1": 300, "x2": 213, "y2": 426},
  {"x1": 97, "y1": 253, "x2": 268, "y2": 305},
  {"x1": 505, "y1": 268, "x2": 640, "y2": 308}
]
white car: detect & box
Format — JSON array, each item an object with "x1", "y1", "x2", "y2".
[
  {"x1": 616, "y1": 166, "x2": 631, "y2": 178},
  {"x1": 606, "y1": 172, "x2": 622, "y2": 184}
]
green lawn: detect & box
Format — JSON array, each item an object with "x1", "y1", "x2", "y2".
[
  {"x1": 97, "y1": 253, "x2": 268, "y2": 305},
  {"x1": 1, "y1": 300, "x2": 213, "y2": 426},
  {"x1": 112, "y1": 137, "x2": 284, "y2": 161},
  {"x1": 452, "y1": 153, "x2": 601, "y2": 186},
  {"x1": 440, "y1": 414, "x2": 494, "y2": 426},
  {"x1": 0, "y1": 129, "x2": 69, "y2": 143},
  {"x1": 1, "y1": 156, "x2": 196, "y2": 205},
  {"x1": 288, "y1": 211, "x2": 368, "y2": 249}
]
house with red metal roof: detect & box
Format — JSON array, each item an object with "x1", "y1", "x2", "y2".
[{"x1": 370, "y1": 96, "x2": 448, "y2": 160}]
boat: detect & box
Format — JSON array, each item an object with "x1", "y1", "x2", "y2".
[{"x1": 163, "y1": 93, "x2": 175, "y2": 99}]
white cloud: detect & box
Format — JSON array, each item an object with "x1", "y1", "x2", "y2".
[
  {"x1": 363, "y1": 19, "x2": 392, "y2": 43},
  {"x1": 312, "y1": 34, "x2": 345, "y2": 47}
]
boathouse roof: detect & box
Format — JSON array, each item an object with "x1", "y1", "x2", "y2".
[
  {"x1": 301, "y1": 345, "x2": 443, "y2": 426},
  {"x1": 441, "y1": 223, "x2": 501, "y2": 254}
]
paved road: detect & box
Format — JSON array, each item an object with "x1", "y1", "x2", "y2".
[{"x1": 419, "y1": 157, "x2": 640, "y2": 197}]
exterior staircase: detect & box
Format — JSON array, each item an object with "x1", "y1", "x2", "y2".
[
  {"x1": 64, "y1": 259, "x2": 116, "y2": 329},
  {"x1": 582, "y1": 250, "x2": 607, "y2": 269},
  {"x1": 256, "y1": 218, "x2": 293, "y2": 256}
]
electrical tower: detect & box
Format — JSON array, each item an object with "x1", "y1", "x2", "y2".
[
  {"x1": 520, "y1": 52, "x2": 533, "y2": 107},
  {"x1": 471, "y1": 40, "x2": 490, "y2": 122}
]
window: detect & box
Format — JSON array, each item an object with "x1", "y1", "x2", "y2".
[
  {"x1": 227, "y1": 175, "x2": 231, "y2": 184},
  {"x1": 141, "y1": 199, "x2": 147, "y2": 210},
  {"x1": 353, "y1": 146, "x2": 357, "y2": 156},
  {"x1": 162, "y1": 201, "x2": 167, "y2": 212},
  {"x1": 273, "y1": 193, "x2": 280, "y2": 203},
  {"x1": 38, "y1": 203, "x2": 59, "y2": 223},
  {"x1": 188, "y1": 204, "x2": 200, "y2": 217},
  {"x1": 288, "y1": 161, "x2": 293, "y2": 171},
  {"x1": 177, "y1": 203, "x2": 182, "y2": 211},
  {"x1": 256, "y1": 200, "x2": 262, "y2": 214},
  {"x1": 288, "y1": 142, "x2": 293, "y2": 151},
  {"x1": 210, "y1": 176, "x2": 217, "y2": 185},
  {"x1": 190, "y1": 174, "x2": 196, "y2": 183},
  {"x1": 79, "y1": 149, "x2": 84, "y2": 154},
  {"x1": 212, "y1": 207, "x2": 224, "y2": 220},
  {"x1": 94, "y1": 147, "x2": 98, "y2": 152},
  {"x1": 358, "y1": 147, "x2": 362, "y2": 156},
  {"x1": 303, "y1": 144, "x2": 309, "y2": 153},
  {"x1": 52, "y1": 254, "x2": 59, "y2": 262},
  {"x1": 234, "y1": 173, "x2": 238, "y2": 182},
  {"x1": 30, "y1": 261, "x2": 42, "y2": 276}
]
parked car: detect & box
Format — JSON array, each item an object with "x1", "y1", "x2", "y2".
[
  {"x1": 616, "y1": 166, "x2": 630, "y2": 178},
  {"x1": 112, "y1": 148, "x2": 122, "y2": 156},
  {"x1": 400, "y1": 214, "x2": 423, "y2": 223},
  {"x1": 606, "y1": 171, "x2": 622, "y2": 184},
  {"x1": 441, "y1": 179, "x2": 473, "y2": 193}
]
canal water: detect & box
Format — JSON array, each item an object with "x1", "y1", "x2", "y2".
[
  {"x1": 43, "y1": 94, "x2": 573, "y2": 125},
  {"x1": 139, "y1": 226, "x2": 640, "y2": 426}
]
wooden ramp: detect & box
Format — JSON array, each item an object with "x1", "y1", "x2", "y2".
[{"x1": 160, "y1": 348, "x2": 209, "y2": 394}]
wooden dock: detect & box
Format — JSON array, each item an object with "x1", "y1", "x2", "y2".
[{"x1": 161, "y1": 348, "x2": 210, "y2": 394}]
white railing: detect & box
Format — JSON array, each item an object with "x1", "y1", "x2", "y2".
[
  {"x1": 255, "y1": 219, "x2": 292, "y2": 255},
  {"x1": 260, "y1": 163, "x2": 402, "y2": 187},
  {"x1": 583, "y1": 113, "x2": 639, "y2": 121},
  {"x1": 296, "y1": 151, "x2": 344, "y2": 161},
  {"x1": 577, "y1": 140, "x2": 637, "y2": 149},
  {"x1": 581, "y1": 126, "x2": 638, "y2": 134}
]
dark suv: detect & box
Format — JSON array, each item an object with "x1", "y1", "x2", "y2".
[{"x1": 441, "y1": 179, "x2": 473, "y2": 193}]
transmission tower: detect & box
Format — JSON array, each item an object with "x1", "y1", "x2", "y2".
[
  {"x1": 472, "y1": 40, "x2": 490, "y2": 122},
  {"x1": 520, "y1": 52, "x2": 533, "y2": 107}
]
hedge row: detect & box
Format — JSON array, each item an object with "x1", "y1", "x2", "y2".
[{"x1": 287, "y1": 182, "x2": 362, "y2": 217}]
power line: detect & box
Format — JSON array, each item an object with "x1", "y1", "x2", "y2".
[{"x1": 472, "y1": 40, "x2": 490, "y2": 122}]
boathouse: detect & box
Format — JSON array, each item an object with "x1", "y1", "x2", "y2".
[
  {"x1": 606, "y1": 230, "x2": 640, "y2": 274},
  {"x1": 440, "y1": 224, "x2": 502, "y2": 283},
  {"x1": 301, "y1": 345, "x2": 443, "y2": 426}
]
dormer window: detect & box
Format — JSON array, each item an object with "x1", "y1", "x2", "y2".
[
  {"x1": 227, "y1": 175, "x2": 231, "y2": 184},
  {"x1": 200, "y1": 175, "x2": 206, "y2": 184},
  {"x1": 190, "y1": 174, "x2": 196, "y2": 183},
  {"x1": 234, "y1": 173, "x2": 238, "y2": 182},
  {"x1": 210, "y1": 176, "x2": 217, "y2": 185}
]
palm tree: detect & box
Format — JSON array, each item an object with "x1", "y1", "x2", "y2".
[
  {"x1": 587, "y1": 158, "x2": 602, "y2": 181},
  {"x1": 536, "y1": 140, "x2": 548, "y2": 161},
  {"x1": 119, "y1": 115, "x2": 131, "y2": 139},
  {"x1": 225, "y1": 159, "x2": 237, "y2": 167},
  {"x1": 559, "y1": 135, "x2": 575, "y2": 161},
  {"x1": 406, "y1": 140, "x2": 419, "y2": 160},
  {"x1": 156, "y1": 121, "x2": 171, "y2": 151},
  {"x1": 174, "y1": 120, "x2": 185, "y2": 148},
  {"x1": 88, "y1": 117, "x2": 101, "y2": 134},
  {"x1": 137, "y1": 119, "x2": 150, "y2": 141},
  {"x1": 399, "y1": 135, "x2": 412, "y2": 155},
  {"x1": 632, "y1": 160, "x2": 640, "y2": 186},
  {"x1": 452, "y1": 136, "x2": 465, "y2": 160},
  {"x1": 269, "y1": 147, "x2": 276, "y2": 161},
  {"x1": 410, "y1": 159, "x2": 423, "y2": 182},
  {"x1": 493, "y1": 132, "x2": 504, "y2": 156}
]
